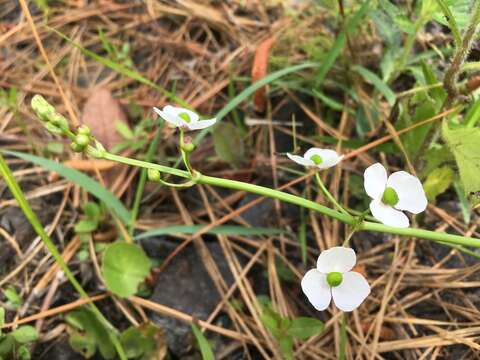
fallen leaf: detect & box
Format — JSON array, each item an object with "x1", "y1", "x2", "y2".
[
  {"x1": 81, "y1": 88, "x2": 129, "y2": 187},
  {"x1": 352, "y1": 263, "x2": 367, "y2": 277},
  {"x1": 252, "y1": 37, "x2": 275, "y2": 113},
  {"x1": 81, "y1": 88, "x2": 128, "y2": 150},
  {"x1": 361, "y1": 321, "x2": 396, "y2": 340}
]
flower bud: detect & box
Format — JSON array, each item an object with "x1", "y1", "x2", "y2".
[
  {"x1": 147, "y1": 169, "x2": 161, "y2": 182},
  {"x1": 75, "y1": 134, "x2": 90, "y2": 147},
  {"x1": 31, "y1": 95, "x2": 55, "y2": 122},
  {"x1": 181, "y1": 142, "x2": 195, "y2": 153},
  {"x1": 70, "y1": 142, "x2": 84, "y2": 153},
  {"x1": 77, "y1": 125, "x2": 91, "y2": 136},
  {"x1": 45, "y1": 122, "x2": 63, "y2": 135},
  {"x1": 50, "y1": 113, "x2": 69, "y2": 130}
]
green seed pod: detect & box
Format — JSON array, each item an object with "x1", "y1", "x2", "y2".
[
  {"x1": 147, "y1": 168, "x2": 161, "y2": 182},
  {"x1": 181, "y1": 142, "x2": 195, "y2": 153},
  {"x1": 75, "y1": 134, "x2": 90, "y2": 147}
]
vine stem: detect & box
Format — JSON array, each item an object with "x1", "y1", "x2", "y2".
[{"x1": 102, "y1": 152, "x2": 480, "y2": 248}]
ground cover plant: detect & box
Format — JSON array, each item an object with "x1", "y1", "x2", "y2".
[{"x1": 1, "y1": 0, "x2": 480, "y2": 359}]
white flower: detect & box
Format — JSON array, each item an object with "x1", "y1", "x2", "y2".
[
  {"x1": 364, "y1": 163, "x2": 427, "y2": 228},
  {"x1": 287, "y1": 148, "x2": 343, "y2": 170},
  {"x1": 301, "y1": 247, "x2": 370, "y2": 312},
  {"x1": 153, "y1": 105, "x2": 216, "y2": 130}
]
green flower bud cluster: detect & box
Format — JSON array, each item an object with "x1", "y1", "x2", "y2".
[
  {"x1": 71, "y1": 125, "x2": 92, "y2": 153},
  {"x1": 31, "y1": 95, "x2": 69, "y2": 134}
]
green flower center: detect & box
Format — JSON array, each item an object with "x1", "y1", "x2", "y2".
[
  {"x1": 179, "y1": 112, "x2": 191, "y2": 123},
  {"x1": 326, "y1": 272, "x2": 343, "y2": 287},
  {"x1": 382, "y1": 187, "x2": 399, "y2": 206},
  {"x1": 310, "y1": 154, "x2": 323, "y2": 165}
]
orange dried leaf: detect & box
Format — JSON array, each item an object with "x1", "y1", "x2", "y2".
[{"x1": 252, "y1": 37, "x2": 275, "y2": 113}]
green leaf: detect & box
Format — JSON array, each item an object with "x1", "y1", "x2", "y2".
[
  {"x1": 423, "y1": 166, "x2": 454, "y2": 201},
  {"x1": 288, "y1": 317, "x2": 325, "y2": 340},
  {"x1": 65, "y1": 308, "x2": 116, "y2": 359},
  {"x1": 74, "y1": 219, "x2": 98, "y2": 234},
  {"x1": 83, "y1": 202, "x2": 101, "y2": 220},
  {"x1": 278, "y1": 336, "x2": 294, "y2": 360},
  {"x1": 0, "y1": 308, "x2": 4, "y2": 335},
  {"x1": 102, "y1": 242, "x2": 151, "y2": 297},
  {"x1": 135, "y1": 224, "x2": 285, "y2": 240},
  {"x1": 443, "y1": 122, "x2": 480, "y2": 203},
  {"x1": 10, "y1": 326, "x2": 38, "y2": 344},
  {"x1": 3, "y1": 286, "x2": 22, "y2": 309},
  {"x1": 4, "y1": 150, "x2": 130, "y2": 224},
  {"x1": 120, "y1": 326, "x2": 155, "y2": 358},
  {"x1": 0, "y1": 336, "x2": 14, "y2": 356},
  {"x1": 398, "y1": 93, "x2": 437, "y2": 159},
  {"x1": 352, "y1": 65, "x2": 396, "y2": 105},
  {"x1": 314, "y1": 1, "x2": 370, "y2": 85},
  {"x1": 420, "y1": 61, "x2": 446, "y2": 105},
  {"x1": 213, "y1": 123, "x2": 245, "y2": 166},
  {"x1": 432, "y1": 0, "x2": 472, "y2": 30},
  {"x1": 17, "y1": 345, "x2": 30, "y2": 360},
  {"x1": 454, "y1": 180, "x2": 471, "y2": 224},
  {"x1": 464, "y1": 98, "x2": 480, "y2": 128},
  {"x1": 69, "y1": 333, "x2": 97, "y2": 359},
  {"x1": 433, "y1": 0, "x2": 462, "y2": 48},
  {"x1": 191, "y1": 324, "x2": 215, "y2": 360}
]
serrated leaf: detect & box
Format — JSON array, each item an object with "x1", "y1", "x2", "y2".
[
  {"x1": 287, "y1": 317, "x2": 324, "y2": 340},
  {"x1": 102, "y1": 242, "x2": 151, "y2": 297},
  {"x1": 423, "y1": 166, "x2": 454, "y2": 201},
  {"x1": 442, "y1": 122, "x2": 480, "y2": 203},
  {"x1": 191, "y1": 324, "x2": 215, "y2": 360}
]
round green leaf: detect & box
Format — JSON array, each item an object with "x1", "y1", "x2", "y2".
[
  {"x1": 10, "y1": 326, "x2": 38, "y2": 344},
  {"x1": 102, "y1": 242, "x2": 151, "y2": 297}
]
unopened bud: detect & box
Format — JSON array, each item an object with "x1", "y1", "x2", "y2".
[
  {"x1": 77, "y1": 125, "x2": 91, "y2": 136},
  {"x1": 31, "y1": 95, "x2": 55, "y2": 122},
  {"x1": 75, "y1": 134, "x2": 90, "y2": 147},
  {"x1": 50, "y1": 113, "x2": 69, "y2": 130},
  {"x1": 70, "y1": 142, "x2": 84, "y2": 153},
  {"x1": 45, "y1": 122, "x2": 63, "y2": 135},
  {"x1": 147, "y1": 169, "x2": 161, "y2": 182},
  {"x1": 181, "y1": 136, "x2": 195, "y2": 153}
]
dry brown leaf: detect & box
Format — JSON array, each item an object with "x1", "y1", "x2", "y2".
[
  {"x1": 81, "y1": 88, "x2": 128, "y2": 150},
  {"x1": 252, "y1": 37, "x2": 275, "y2": 113},
  {"x1": 81, "y1": 88, "x2": 129, "y2": 188}
]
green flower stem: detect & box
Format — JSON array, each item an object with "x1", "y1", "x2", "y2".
[
  {"x1": 101, "y1": 152, "x2": 480, "y2": 248},
  {"x1": 314, "y1": 172, "x2": 350, "y2": 216},
  {"x1": 0, "y1": 154, "x2": 127, "y2": 360},
  {"x1": 179, "y1": 129, "x2": 194, "y2": 175}
]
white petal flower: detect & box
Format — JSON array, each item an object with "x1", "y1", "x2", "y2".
[
  {"x1": 363, "y1": 163, "x2": 427, "y2": 228},
  {"x1": 287, "y1": 148, "x2": 343, "y2": 170},
  {"x1": 153, "y1": 105, "x2": 216, "y2": 130},
  {"x1": 301, "y1": 247, "x2": 370, "y2": 312}
]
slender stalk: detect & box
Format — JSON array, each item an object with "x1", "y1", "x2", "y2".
[
  {"x1": 339, "y1": 313, "x2": 347, "y2": 360},
  {"x1": 102, "y1": 152, "x2": 480, "y2": 248},
  {"x1": 0, "y1": 154, "x2": 127, "y2": 360},
  {"x1": 314, "y1": 172, "x2": 350, "y2": 216}
]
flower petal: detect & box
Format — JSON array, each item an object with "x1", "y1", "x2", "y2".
[
  {"x1": 331, "y1": 271, "x2": 370, "y2": 312},
  {"x1": 370, "y1": 199, "x2": 409, "y2": 228},
  {"x1": 287, "y1": 153, "x2": 314, "y2": 166},
  {"x1": 387, "y1": 171, "x2": 428, "y2": 214},
  {"x1": 153, "y1": 107, "x2": 184, "y2": 127},
  {"x1": 303, "y1": 148, "x2": 342, "y2": 169},
  {"x1": 301, "y1": 269, "x2": 332, "y2": 311},
  {"x1": 364, "y1": 163, "x2": 388, "y2": 200},
  {"x1": 187, "y1": 118, "x2": 217, "y2": 130},
  {"x1": 163, "y1": 105, "x2": 199, "y2": 123},
  {"x1": 316, "y1": 246, "x2": 356, "y2": 273}
]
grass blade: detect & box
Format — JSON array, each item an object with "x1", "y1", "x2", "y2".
[
  {"x1": 191, "y1": 324, "x2": 215, "y2": 360},
  {"x1": 4, "y1": 150, "x2": 130, "y2": 224}
]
